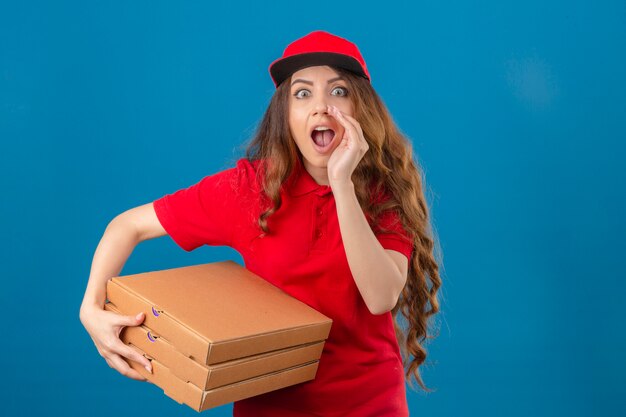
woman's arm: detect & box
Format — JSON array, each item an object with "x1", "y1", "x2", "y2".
[
  {"x1": 79, "y1": 203, "x2": 167, "y2": 380},
  {"x1": 333, "y1": 182, "x2": 408, "y2": 315},
  {"x1": 80, "y1": 203, "x2": 166, "y2": 309}
]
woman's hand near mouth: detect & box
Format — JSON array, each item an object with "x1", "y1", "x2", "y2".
[{"x1": 326, "y1": 104, "x2": 369, "y2": 190}]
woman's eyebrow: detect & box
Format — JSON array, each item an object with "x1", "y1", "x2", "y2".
[{"x1": 291, "y1": 76, "x2": 345, "y2": 87}]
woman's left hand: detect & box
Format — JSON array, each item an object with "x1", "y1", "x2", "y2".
[{"x1": 326, "y1": 104, "x2": 369, "y2": 189}]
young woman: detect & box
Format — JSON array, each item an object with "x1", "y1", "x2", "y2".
[{"x1": 80, "y1": 30, "x2": 442, "y2": 416}]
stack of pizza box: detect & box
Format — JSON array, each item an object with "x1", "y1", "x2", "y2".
[{"x1": 104, "y1": 260, "x2": 332, "y2": 412}]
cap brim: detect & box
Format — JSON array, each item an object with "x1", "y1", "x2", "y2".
[{"x1": 269, "y1": 52, "x2": 369, "y2": 87}]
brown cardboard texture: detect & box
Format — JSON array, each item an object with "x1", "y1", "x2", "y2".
[
  {"x1": 128, "y1": 345, "x2": 319, "y2": 412},
  {"x1": 104, "y1": 302, "x2": 325, "y2": 390},
  {"x1": 106, "y1": 261, "x2": 332, "y2": 365}
]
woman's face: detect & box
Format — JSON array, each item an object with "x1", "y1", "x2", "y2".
[{"x1": 288, "y1": 65, "x2": 355, "y2": 183}]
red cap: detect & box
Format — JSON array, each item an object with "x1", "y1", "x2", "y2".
[{"x1": 269, "y1": 30, "x2": 371, "y2": 88}]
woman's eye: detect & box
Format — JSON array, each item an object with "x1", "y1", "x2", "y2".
[
  {"x1": 294, "y1": 89, "x2": 310, "y2": 99},
  {"x1": 293, "y1": 87, "x2": 348, "y2": 99},
  {"x1": 332, "y1": 86, "x2": 348, "y2": 96}
]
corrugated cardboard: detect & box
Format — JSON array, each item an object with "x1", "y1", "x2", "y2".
[
  {"x1": 104, "y1": 302, "x2": 325, "y2": 390},
  {"x1": 128, "y1": 346, "x2": 319, "y2": 412},
  {"x1": 105, "y1": 260, "x2": 332, "y2": 365}
]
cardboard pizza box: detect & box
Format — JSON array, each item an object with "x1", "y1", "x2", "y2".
[
  {"x1": 105, "y1": 302, "x2": 325, "y2": 390},
  {"x1": 128, "y1": 346, "x2": 319, "y2": 412},
  {"x1": 105, "y1": 260, "x2": 332, "y2": 365}
]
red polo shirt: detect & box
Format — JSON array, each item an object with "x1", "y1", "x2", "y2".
[{"x1": 153, "y1": 157, "x2": 414, "y2": 416}]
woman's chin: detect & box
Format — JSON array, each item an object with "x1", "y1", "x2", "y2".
[{"x1": 302, "y1": 154, "x2": 331, "y2": 170}]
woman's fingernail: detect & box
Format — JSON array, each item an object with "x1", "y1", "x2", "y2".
[{"x1": 145, "y1": 365, "x2": 152, "y2": 373}]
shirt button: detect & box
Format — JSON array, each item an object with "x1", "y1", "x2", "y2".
[
  {"x1": 317, "y1": 209, "x2": 323, "y2": 215},
  {"x1": 316, "y1": 231, "x2": 322, "y2": 238}
]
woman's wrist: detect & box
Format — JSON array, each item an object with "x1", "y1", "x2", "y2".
[{"x1": 79, "y1": 297, "x2": 104, "y2": 319}]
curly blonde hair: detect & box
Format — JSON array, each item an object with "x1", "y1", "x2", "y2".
[{"x1": 240, "y1": 67, "x2": 443, "y2": 392}]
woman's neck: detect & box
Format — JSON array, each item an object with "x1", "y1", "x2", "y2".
[{"x1": 303, "y1": 160, "x2": 330, "y2": 186}]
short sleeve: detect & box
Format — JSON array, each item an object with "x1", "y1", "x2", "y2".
[
  {"x1": 374, "y1": 208, "x2": 415, "y2": 261},
  {"x1": 153, "y1": 160, "x2": 250, "y2": 252}
]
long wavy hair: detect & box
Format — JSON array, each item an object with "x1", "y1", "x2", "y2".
[{"x1": 240, "y1": 66, "x2": 443, "y2": 392}]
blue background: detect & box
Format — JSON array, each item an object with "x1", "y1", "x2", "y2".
[{"x1": 1, "y1": 1, "x2": 624, "y2": 416}]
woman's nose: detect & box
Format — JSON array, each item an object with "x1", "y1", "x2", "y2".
[{"x1": 312, "y1": 99, "x2": 330, "y2": 116}]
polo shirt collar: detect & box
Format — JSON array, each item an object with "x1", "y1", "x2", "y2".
[{"x1": 287, "y1": 157, "x2": 333, "y2": 198}]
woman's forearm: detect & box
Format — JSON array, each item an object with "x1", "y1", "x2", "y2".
[
  {"x1": 80, "y1": 216, "x2": 140, "y2": 313},
  {"x1": 333, "y1": 181, "x2": 405, "y2": 315}
]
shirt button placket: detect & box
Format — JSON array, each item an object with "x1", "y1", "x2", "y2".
[
  {"x1": 312, "y1": 199, "x2": 326, "y2": 248},
  {"x1": 317, "y1": 204, "x2": 323, "y2": 237}
]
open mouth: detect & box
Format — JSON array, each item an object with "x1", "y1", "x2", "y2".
[{"x1": 311, "y1": 128, "x2": 336, "y2": 152}]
